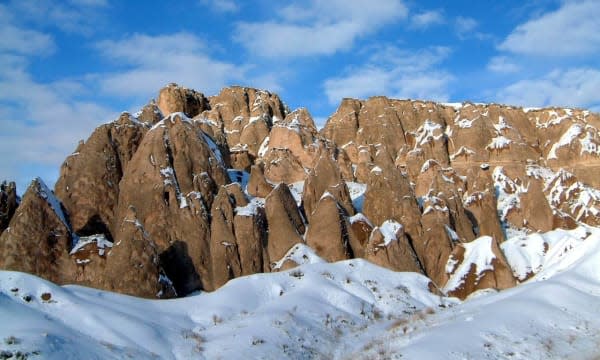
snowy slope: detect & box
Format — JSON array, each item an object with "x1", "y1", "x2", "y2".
[
  {"x1": 1, "y1": 228, "x2": 600, "y2": 359},
  {"x1": 0, "y1": 259, "x2": 444, "y2": 359}
]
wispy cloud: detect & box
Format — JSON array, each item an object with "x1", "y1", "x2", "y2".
[
  {"x1": 496, "y1": 68, "x2": 600, "y2": 110},
  {"x1": 499, "y1": 0, "x2": 600, "y2": 57},
  {"x1": 0, "y1": 4, "x2": 55, "y2": 56},
  {"x1": 235, "y1": 0, "x2": 408, "y2": 58},
  {"x1": 487, "y1": 56, "x2": 520, "y2": 74},
  {"x1": 95, "y1": 32, "x2": 257, "y2": 98},
  {"x1": 199, "y1": 0, "x2": 239, "y2": 13},
  {"x1": 455, "y1": 16, "x2": 491, "y2": 40},
  {"x1": 0, "y1": 2, "x2": 115, "y2": 189},
  {"x1": 410, "y1": 10, "x2": 445, "y2": 29},
  {"x1": 323, "y1": 46, "x2": 453, "y2": 104},
  {"x1": 5, "y1": 0, "x2": 108, "y2": 34}
]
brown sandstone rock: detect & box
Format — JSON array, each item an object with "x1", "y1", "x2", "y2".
[
  {"x1": 0, "y1": 179, "x2": 75, "y2": 284},
  {"x1": 247, "y1": 164, "x2": 274, "y2": 198},
  {"x1": 444, "y1": 236, "x2": 515, "y2": 299},
  {"x1": 209, "y1": 186, "x2": 243, "y2": 289},
  {"x1": 55, "y1": 113, "x2": 148, "y2": 240},
  {"x1": 305, "y1": 195, "x2": 352, "y2": 262},
  {"x1": 264, "y1": 184, "x2": 305, "y2": 266},
  {"x1": 104, "y1": 206, "x2": 175, "y2": 298},
  {"x1": 364, "y1": 222, "x2": 422, "y2": 273},
  {"x1": 157, "y1": 83, "x2": 209, "y2": 117},
  {"x1": 0, "y1": 181, "x2": 18, "y2": 232},
  {"x1": 302, "y1": 152, "x2": 355, "y2": 218},
  {"x1": 112, "y1": 114, "x2": 228, "y2": 294}
]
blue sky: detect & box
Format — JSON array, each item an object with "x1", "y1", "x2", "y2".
[{"x1": 1, "y1": 0, "x2": 599, "y2": 191}]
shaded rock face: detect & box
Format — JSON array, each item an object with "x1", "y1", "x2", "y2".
[
  {"x1": 0, "y1": 181, "x2": 18, "y2": 232},
  {"x1": 0, "y1": 179, "x2": 76, "y2": 284},
  {"x1": 364, "y1": 223, "x2": 423, "y2": 273},
  {"x1": 55, "y1": 113, "x2": 148, "y2": 241},
  {"x1": 3, "y1": 83, "x2": 600, "y2": 299},
  {"x1": 264, "y1": 184, "x2": 305, "y2": 266},
  {"x1": 305, "y1": 195, "x2": 352, "y2": 262}
]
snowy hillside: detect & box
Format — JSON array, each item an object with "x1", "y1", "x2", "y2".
[{"x1": 2, "y1": 227, "x2": 600, "y2": 359}]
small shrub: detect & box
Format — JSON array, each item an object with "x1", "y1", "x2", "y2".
[
  {"x1": 289, "y1": 270, "x2": 304, "y2": 279},
  {"x1": 4, "y1": 336, "x2": 19, "y2": 345}
]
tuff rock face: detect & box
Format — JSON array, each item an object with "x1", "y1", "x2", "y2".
[
  {"x1": 2, "y1": 84, "x2": 600, "y2": 299},
  {"x1": 0, "y1": 181, "x2": 18, "y2": 232}
]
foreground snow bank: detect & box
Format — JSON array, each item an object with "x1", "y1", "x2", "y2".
[
  {"x1": 1, "y1": 226, "x2": 600, "y2": 359},
  {"x1": 345, "y1": 226, "x2": 600, "y2": 359},
  {"x1": 0, "y1": 259, "x2": 444, "y2": 359}
]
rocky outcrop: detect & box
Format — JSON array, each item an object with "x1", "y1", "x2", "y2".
[
  {"x1": 54, "y1": 113, "x2": 148, "y2": 240},
  {"x1": 444, "y1": 236, "x2": 516, "y2": 299},
  {"x1": 364, "y1": 221, "x2": 423, "y2": 273},
  {"x1": 157, "y1": 83, "x2": 209, "y2": 118},
  {"x1": 2, "y1": 84, "x2": 600, "y2": 300},
  {"x1": 305, "y1": 194, "x2": 352, "y2": 262},
  {"x1": 0, "y1": 179, "x2": 76, "y2": 284},
  {"x1": 0, "y1": 181, "x2": 18, "y2": 232},
  {"x1": 264, "y1": 184, "x2": 305, "y2": 266}
]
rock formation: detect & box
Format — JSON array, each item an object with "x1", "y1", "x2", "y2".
[
  {"x1": 2, "y1": 83, "x2": 600, "y2": 299},
  {"x1": 0, "y1": 181, "x2": 18, "y2": 232}
]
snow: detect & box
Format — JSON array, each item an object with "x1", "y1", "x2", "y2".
[
  {"x1": 287, "y1": 181, "x2": 304, "y2": 206},
  {"x1": 377, "y1": 220, "x2": 403, "y2": 246},
  {"x1": 493, "y1": 166, "x2": 524, "y2": 223},
  {"x1": 449, "y1": 146, "x2": 475, "y2": 161},
  {"x1": 443, "y1": 236, "x2": 497, "y2": 293},
  {"x1": 370, "y1": 166, "x2": 383, "y2": 174},
  {"x1": 257, "y1": 136, "x2": 270, "y2": 157},
  {"x1": 70, "y1": 234, "x2": 113, "y2": 256},
  {"x1": 456, "y1": 118, "x2": 476, "y2": 128},
  {"x1": 200, "y1": 132, "x2": 225, "y2": 165},
  {"x1": 414, "y1": 120, "x2": 444, "y2": 146},
  {"x1": 348, "y1": 212, "x2": 372, "y2": 226},
  {"x1": 272, "y1": 243, "x2": 325, "y2": 270},
  {"x1": 500, "y1": 227, "x2": 591, "y2": 281},
  {"x1": 235, "y1": 197, "x2": 265, "y2": 216},
  {"x1": 2, "y1": 226, "x2": 600, "y2": 359},
  {"x1": 442, "y1": 102, "x2": 463, "y2": 110},
  {"x1": 349, "y1": 228, "x2": 600, "y2": 359},
  {"x1": 493, "y1": 115, "x2": 512, "y2": 132},
  {"x1": 547, "y1": 124, "x2": 583, "y2": 159},
  {"x1": 35, "y1": 178, "x2": 70, "y2": 230},
  {"x1": 486, "y1": 135, "x2": 512, "y2": 150}
]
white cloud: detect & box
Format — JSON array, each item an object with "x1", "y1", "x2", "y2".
[
  {"x1": 499, "y1": 0, "x2": 600, "y2": 56},
  {"x1": 454, "y1": 16, "x2": 491, "y2": 40},
  {"x1": 410, "y1": 10, "x2": 444, "y2": 29},
  {"x1": 200, "y1": 0, "x2": 239, "y2": 13},
  {"x1": 96, "y1": 32, "x2": 249, "y2": 97},
  {"x1": 235, "y1": 0, "x2": 408, "y2": 58},
  {"x1": 487, "y1": 56, "x2": 520, "y2": 74},
  {"x1": 496, "y1": 68, "x2": 600, "y2": 110},
  {"x1": 455, "y1": 16, "x2": 478, "y2": 35},
  {"x1": 323, "y1": 46, "x2": 453, "y2": 104},
  {"x1": 0, "y1": 66, "x2": 116, "y2": 190},
  {"x1": 5, "y1": 0, "x2": 108, "y2": 34},
  {"x1": 0, "y1": 3, "x2": 115, "y2": 189},
  {"x1": 0, "y1": 4, "x2": 55, "y2": 56}
]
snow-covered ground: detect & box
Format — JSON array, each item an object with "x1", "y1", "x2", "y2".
[{"x1": 2, "y1": 227, "x2": 600, "y2": 359}]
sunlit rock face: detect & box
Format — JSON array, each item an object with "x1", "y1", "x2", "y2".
[{"x1": 2, "y1": 83, "x2": 600, "y2": 298}]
